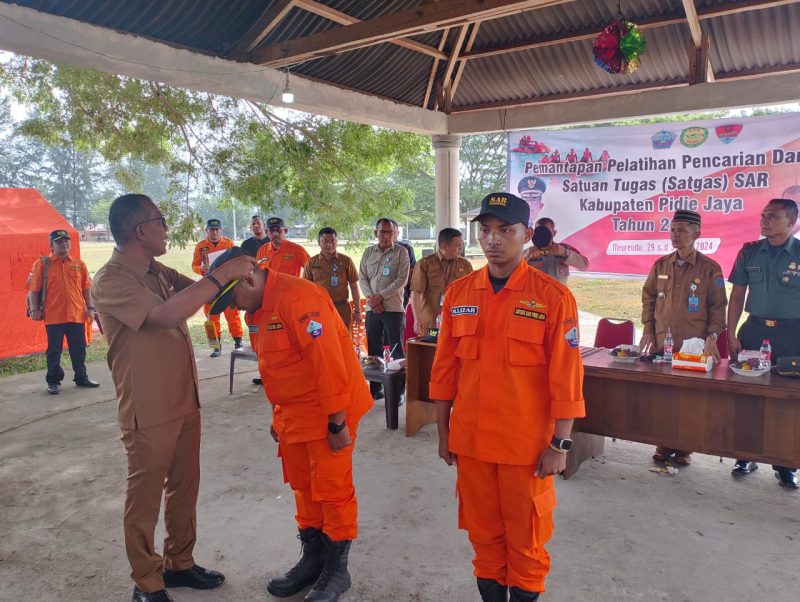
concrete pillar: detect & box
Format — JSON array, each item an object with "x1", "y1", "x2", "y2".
[{"x1": 432, "y1": 134, "x2": 462, "y2": 235}]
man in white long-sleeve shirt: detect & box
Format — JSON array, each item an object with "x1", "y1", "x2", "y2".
[{"x1": 359, "y1": 218, "x2": 410, "y2": 399}]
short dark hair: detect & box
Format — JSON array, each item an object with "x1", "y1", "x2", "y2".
[
  {"x1": 768, "y1": 198, "x2": 799, "y2": 221},
  {"x1": 438, "y1": 227, "x2": 462, "y2": 246},
  {"x1": 375, "y1": 218, "x2": 395, "y2": 230},
  {"x1": 535, "y1": 217, "x2": 555, "y2": 229},
  {"x1": 109, "y1": 194, "x2": 152, "y2": 245},
  {"x1": 251, "y1": 215, "x2": 263, "y2": 222},
  {"x1": 318, "y1": 227, "x2": 337, "y2": 240}
]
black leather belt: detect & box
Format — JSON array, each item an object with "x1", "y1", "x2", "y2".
[{"x1": 333, "y1": 299, "x2": 350, "y2": 306}]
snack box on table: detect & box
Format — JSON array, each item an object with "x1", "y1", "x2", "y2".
[{"x1": 671, "y1": 352, "x2": 713, "y2": 372}]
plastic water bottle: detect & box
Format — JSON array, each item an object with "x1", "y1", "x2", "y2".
[
  {"x1": 382, "y1": 345, "x2": 392, "y2": 371},
  {"x1": 759, "y1": 339, "x2": 772, "y2": 369},
  {"x1": 663, "y1": 327, "x2": 674, "y2": 362}
]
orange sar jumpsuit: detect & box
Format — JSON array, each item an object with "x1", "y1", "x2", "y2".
[
  {"x1": 252, "y1": 270, "x2": 372, "y2": 540},
  {"x1": 429, "y1": 259, "x2": 585, "y2": 593},
  {"x1": 192, "y1": 237, "x2": 243, "y2": 339},
  {"x1": 249, "y1": 240, "x2": 312, "y2": 348}
]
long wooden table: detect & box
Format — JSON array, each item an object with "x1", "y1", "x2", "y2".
[{"x1": 405, "y1": 339, "x2": 800, "y2": 478}]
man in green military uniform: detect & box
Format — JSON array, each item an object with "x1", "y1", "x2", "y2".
[{"x1": 728, "y1": 198, "x2": 800, "y2": 490}]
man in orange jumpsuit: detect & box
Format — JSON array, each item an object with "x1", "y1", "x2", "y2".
[
  {"x1": 191, "y1": 218, "x2": 243, "y2": 356},
  {"x1": 208, "y1": 247, "x2": 371, "y2": 602},
  {"x1": 430, "y1": 192, "x2": 586, "y2": 602},
  {"x1": 256, "y1": 217, "x2": 310, "y2": 276},
  {"x1": 250, "y1": 216, "x2": 312, "y2": 384}
]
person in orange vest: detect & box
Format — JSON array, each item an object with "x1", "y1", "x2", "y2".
[
  {"x1": 256, "y1": 217, "x2": 310, "y2": 277},
  {"x1": 207, "y1": 246, "x2": 372, "y2": 602},
  {"x1": 250, "y1": 217, "x2": 312, "y2": 385},
  {"x1": 430, "y1": 192, "x2": 586, "y2": 602},
  {"x1": 191, "y1": 218, "x2": 243, "y2": 357},
  {"x1": 28, "y1": 229, "x2": 100, "y2": 394}
]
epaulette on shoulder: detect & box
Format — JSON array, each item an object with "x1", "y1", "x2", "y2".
[{"x1": 742, "y1": 240, "x2": 760, "y2": 247}]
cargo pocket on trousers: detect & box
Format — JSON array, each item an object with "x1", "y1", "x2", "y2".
[
  {"x1": 311, "y1": 451, "x2": 354, "y2": 503},
  {"x1": 532, "y1": 486, "x2": 557, "y2": 546}
]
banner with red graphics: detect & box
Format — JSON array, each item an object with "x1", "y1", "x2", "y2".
[{"x1": 507, "y1": 113, "x2": 800, "y2": 276}]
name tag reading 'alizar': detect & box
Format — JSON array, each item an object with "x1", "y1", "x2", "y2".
[{"x1": 451, "y1": 305, "x2": 479, "y2": 316}]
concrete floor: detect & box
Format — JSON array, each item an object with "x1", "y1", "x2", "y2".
[{"x1": 1, "y1": 351, "x2": 798, "y2": 602}]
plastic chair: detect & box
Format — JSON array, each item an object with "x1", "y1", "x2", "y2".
[
  {"x1": 403, "y1": 303, "x2": 416, "y2": 350},
  {"x1": 594, "y1": 318, "x2": 636, "y2": 348},
  {"x1": 716, "y1": 328, "x2": 729, "y2": 360}
]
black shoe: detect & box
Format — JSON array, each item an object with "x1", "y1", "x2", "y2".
[
  {"x1": 732, "y1": 461, "x2": 758, "y2": 476},
  {"x1": 132, "y1": 586, "x2": 173, "y2": 602},
  {"x1": 371, "y1": 389, "x2": 384, "y2": 400},
  {"x1": 267, "y1": 527, "x2": 325, "y2": 597},
  {"x1": 163, "y1": 564, "x2": 225, "y2": 590},
  {"x1": 75, "y1": 378, "x2": 99, "y2": 388},
  {"x1": 210, "y1": 348, "x2": 221, "y2": 358},
  {"x1": 47, "y1": 383, "x2": 60, "y2": 395},
  {"x1": 775, "y1": 470, "x2": 799, "y2": 490},
  {"x1": 509, "y1": 586, "x2": 540, "y2": 601},
  {"x1": 304, "y1": 535, "x2": 352, "y2": 601},
  {"x1": 234, "y1": 337, "x2": 243, "y2": 350},
  {"x1": 252, "y1": 377, "x2": 263, "y2": 386},
  {"x1": 477, "y1": 577, "x2": 508, "y2": 602}
]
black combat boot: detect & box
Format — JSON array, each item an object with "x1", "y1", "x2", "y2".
[
  {"x1": 304, "y1": 535, "x2": 352, "y2": 601},
  {"x1": 233, "y1": 337, "x2": 243, "y2": 350},
  {"x1": 478, "y1": 577, "x2": 508, "y2": 601},
  {"x1": 267, "y1": 527, "x2": 325, "y2": 597},
  {"x1": 509, "y1": 586, "x2": 540, "y2": 601}
]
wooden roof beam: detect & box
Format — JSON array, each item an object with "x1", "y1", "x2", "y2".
[
  {"x1": 294, "y1": 0, "x2": 447, "y2": 60},
  {"x1": 683, "y1": 0, "x2": 715, "y2": 83},
  {"x1": 228, "y1": 0, "x2": 295, "y2": 56},
  {"x1": 247, "y1": 0, "x2": 575, "y2": 66},
  {"x1": 423, "y1": 28, "x2": 451, "y2": 109}
]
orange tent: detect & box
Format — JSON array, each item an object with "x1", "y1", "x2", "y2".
[{"x1": 0, "y1": 188, "x2": 82, "y2": 359}]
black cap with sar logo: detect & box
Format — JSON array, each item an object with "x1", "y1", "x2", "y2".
[
  {"x1": 471, "y1": 192, "x2": 530, "y2": 226},
  {"x1": 49, "y1": 229, "x2": 71, "y2": 241}
]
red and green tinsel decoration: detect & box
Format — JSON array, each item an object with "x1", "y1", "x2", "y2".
[{"x1": 593, "y1": 19, "x2": 647, "y2": 75}]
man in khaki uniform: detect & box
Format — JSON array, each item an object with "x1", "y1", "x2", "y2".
[
  {"x1": 639, "y1": 209, "x2": 727, "y2": 465},
  {"x1": 92, "y1": 194, "x2": 256, "y2": 602},
  {"x1": 303, "y1": 227, "x2": 361, "y2": 331},
  {"x1": 410, "y1": 227, "x2": 472, "y2": 336},
  {"x1": 358, "y1": 218, "x2": 410, "y2": 399}
]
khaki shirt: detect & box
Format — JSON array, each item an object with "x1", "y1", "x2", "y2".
[
  {"x1": 92, "y1": 249, "x2": 199, "y2": 430},
  {"x1": 410, "y1": 252, "x2": 473, "y2": 329},
  {"x1": 358, "y1": 243, "x2": 410, "y2": 313},
  {"x1": 303, "y1": 252, "x2": 358, "y2": 305},
  {"x1": 641, "y1": 250, "x2": 728, "y2": 352}
]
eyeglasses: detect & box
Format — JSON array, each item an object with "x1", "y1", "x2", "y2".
[{"x1": 134, "y1": 216, "x2": 168, "y2": 230}]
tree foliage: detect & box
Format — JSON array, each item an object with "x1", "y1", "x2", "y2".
[{"x1": 0, "y1": 55, "x2": 429, "y2": 244}]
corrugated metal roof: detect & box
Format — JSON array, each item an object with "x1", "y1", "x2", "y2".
[{"x1": 4, "y1": 0, "x2": 800, "y2": 113}]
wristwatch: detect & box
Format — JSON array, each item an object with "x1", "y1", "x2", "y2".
[
  {"x1": 708, "y1": 332, "x2": 719, "y2": 340},
  {"x1": 87, "y1": 305, "x2": 96, "y2": 311},
  {"x1": 327, "y1": 420, "x2": 346, "y2": 434},
  {"x1": 550, "y1": 435, "x2": 573, "y2": 453}
]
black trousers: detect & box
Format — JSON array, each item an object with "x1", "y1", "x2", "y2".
[
  {"x1": 45, "y1": 322, "x2": 87, "y2": 385},
  {"x1": 365, "y1": 310, "x2": 405, "y2": 395},
  {"x1": 736, "y1": 316, "x2": 799, "y2": 473}
]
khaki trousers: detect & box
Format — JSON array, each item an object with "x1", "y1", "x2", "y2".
[{"x1": 121, "y1": 410, "x2": 201, "y2": 592}]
